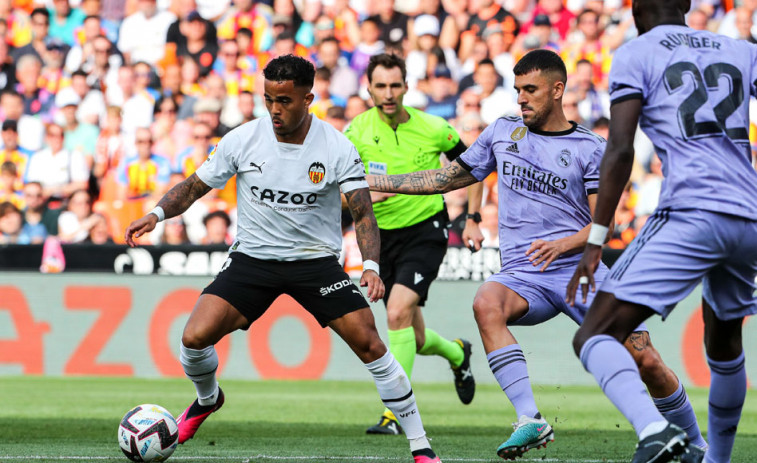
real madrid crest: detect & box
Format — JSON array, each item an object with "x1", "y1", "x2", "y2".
[
  {"x1": 511, "y1": 127, "x2": 527, "y2": 141},
  {"x1": 308, "y1": 161, "x2": 326, "y2": 184},
  {"x1": 558, "y1": 149, "x2": 572, "y2": 168}
]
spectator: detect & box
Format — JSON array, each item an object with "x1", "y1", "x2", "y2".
[
  {"x1": 350, "y1": 17, "x2": 385, "y2": 77},
  {"x1": 368, "y1": 0, "x2": 409, "y2": 45},
  {"x1": 116, "y1": 126, "x2": 171, "y2": 199},
  {"x1": 193, "y1": 97, "x2": 230, "y2": 139},
  {"x1": 344, "y1": 94, "x2": 368, "y2": 121},
  {"x1": 482, "y1": 23, "x2": 517, "y2": 88},
  {"x1": 315, "y1": 37, "x2": 358, "y2": 101},
  {"x1": 310, "y1": 67, "x2": 341, "y2": 120},
  {"x1": 0, "y1": 201, "x2": 31, "y2": 244},
  {"x1": 26, "y1": 123, "x2": 90, "y2": 201},
  {"x1": 201, "y1": 209, "x2": 232, "y2": 245},
  {"x1": 166, "y1": 0, "x2": 217, "y2": 58},
  {"x1": 479, "y1": 202, "x2": 499, "y2": 248},
  {"x1": 0, "y1": 120, "x2": 32, "y2": 190},
  {"x1": 0, "y1": 90, "x2": 45, "y2": 152},
  {"x1": 81, "y1": 34, "x2": 121, "y2": 95},
  {"x1": 634, "y1": 153, "x2": 663, "y2": 220},
  {"x1": 117, "y1": 0, "x2": 176, "y2": 65},
  {"x1": 237, "y1": 90, "x2": 255, "y2": 125},
  {"x1": 735, "y1": 7, "x2": 757, "y2": 43},
  {"x1": 93, "y1": 105, "x2": 128, "y2": 181},
  {"x1": 48, "y1": 0, "x2": 86, "y2": 46},
  {"x1": 0, "y1": 0, "x2": 32, "y2": 49},
  {"x1": 65, "y1": 18, "x2": 119, "y2": 74},
  {"x1": 16, "y1": 55, "x2": 55, "y2": 121},
  {"x1": 0, "y1": 41, "x2": 16, "y2": 92},
  {"x1": 324, "y1": 105, "x2": 347, "y2": 131},
  {"x1": 177, "y1": 10, "x2": 218, "y2": 77},
  {"x1": 718, "y1": 0, "x2": 757, "y2": 39},
  {"x1": 607, "y1": 182, "x2": 638, "y2": 250},
  {"x1": 425, "y1": 65, "x2": 458, "y2": 120},
  {"x1": 571, "y1": 59, "x2": 610, "y2": 127},
  {"x1": 474, "y1": 59, "x2": 518, "y2": 124},
  {"x1": 322, "y1": 0, "x2": 361, "y2": 51},
  {"x1": 456, "y1": 88, "x2": 482, "y2": 118},
  {"x1": 213, "y1": 39, "x2": 255, "y2": 97},
  {"x1": 118, "y1": 64, "x2": 157, "y2": 136},
  {"x1": 22, "y1": 181, "x2": 58, "y2": 238},
  {"x1": 0, "y1": 162, "x2": 23, "y2": 209},
  {"x1": 511, "y1": 14, "x2": 559, "y2": 60},
  {"x1": 687, "y1": 8, "x2": 710, "y2": 31},
  {"x1": 160, "y1": 63, "x2": 182, "y2": 97},
  {"x1": 79, "y1": 0, "x2": 119, "y2": 41},
  {"x1": 57, "y1": 188, "x2": 98, "y2": 243},
  {"x1": 11, "y1": 8, "x2": 50, "y2": 63},
  {"x1": 216, "y1": 0, "x2": 274, "y2": 54},
  {"x1": 522, "y1": 0, "x2": 573, "y2": 40},
  {"x1": 561, "y1": 90, "x2": 583, "y2": 125},
  {"x1": 160, "y1": 215, "x2": 190, "y2": 244},
  {"x1": 406, "y1": 14, "x2": 460, "y2": 89},
  {"x1": 173, "y1": 121, "x2": 213, "y2": 179},
  {"x1": 84, "y1": 212, "x2": 113, "y2": 244},
  {"x1": 591, "y1": 116, "x2": 609, "y2": 140},
  {"x1": 460, "y1": 0, "x2": 519, "y2": 62},
  {"x1": 40, "y1": 39, "x2": 69, "y2": 96},
  {"x1": 562, "y1": 8, "x2": 613, "y2": 89},
  {"x1": 69, "y1": 69, "x2": 107, "y2": 126},
  {"x1": 57, "y1": 89, "x2": 99, "y2": 164},
  {"x1": 151, "y1": 95, "x2": 183, "y2": 162}
]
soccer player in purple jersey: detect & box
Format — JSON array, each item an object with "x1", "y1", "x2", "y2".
[
  {"x1": 366, "y1": 49, "x2": 704, "y2": 462},
  {"x1": 568, "y1": 1, "x2": 757, "y2": 462}
]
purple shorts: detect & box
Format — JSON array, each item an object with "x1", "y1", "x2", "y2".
[
  {"x1": 487, "y1": 264, "x2": 632, "y2": 327},
  {"x1": 602, "y1": 209, "x2": 757, "y2": 321}
]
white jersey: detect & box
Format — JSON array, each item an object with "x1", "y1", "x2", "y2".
[{"x1": 195, "y1": 116, "x2": 368, "y2": 261}]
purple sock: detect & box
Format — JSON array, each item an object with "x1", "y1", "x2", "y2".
[
  {"x1": 653, "y1": 381, "x2": 707, "y2": 449},
  {"x1": 706, "y1": 352, "x2": 746, "y2": 463},
  {"x1": 580, "y1": 335, "x2": 664, "y2": 437},
  {"x1": 487, "y1": 344, "x2": 539, "y2": 418}
]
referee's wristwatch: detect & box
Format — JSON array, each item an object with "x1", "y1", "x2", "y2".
[{"x1": 466, "y1": 212, "x2": 482, "y2": 223}]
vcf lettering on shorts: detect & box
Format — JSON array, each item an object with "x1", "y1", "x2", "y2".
[
  {"x1": 320, "y1": 279, "x2": 360, "y2": 297},
  {"x1": 609, "y1": 209, "x2": 671, "y2": 281}
]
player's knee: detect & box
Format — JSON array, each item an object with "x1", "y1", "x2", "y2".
[
  {"x1": 634, "y1": 347, "x2": 667, "y2": 386},
  {"x1": 472, "y1": 294, "x2": 505, "y2": 328},
  {"x1": 181, "y1": 327, "x2": 212, "y2": 350},
  {"x1": 385, "y1": 305, "x2": 412, "y2": 328}
]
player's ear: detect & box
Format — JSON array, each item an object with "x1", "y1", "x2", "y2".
[
  {"x1": 304, "y1": 92, "x2": 315, "y2": 106},
  {"x1": 553, "y1": 79, "x2": 565, "y2": 101}
]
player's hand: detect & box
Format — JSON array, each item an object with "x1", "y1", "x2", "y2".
[
  {"x1": 124, "y1": 214, "x2": 159, "y2": 247},
  {"x1": 566, "y1": 244, "x2": 603, "y2": 306},
  {"x1": 370, "y1": 191, "x2": 396, "y2": 203},
  {"x1": 462, "y1": 220, "x2": 484, "y2": 252},
  {"x1": 360, "y1": 270, "x2": 384, "y2": 303},
  {"x1": 526, "y1": 239, "x2": 566, "y2": 272}
]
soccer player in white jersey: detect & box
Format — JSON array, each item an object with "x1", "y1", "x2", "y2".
[
  {"x1": 568, "y1": 0, "x2": 757, "y2": 462},
  {"x1": 365, "y1": 49, "x2": 704, "y2": 462},
  {"x1": 124, "y1": 55, "x2": 443, "y2": 463}
]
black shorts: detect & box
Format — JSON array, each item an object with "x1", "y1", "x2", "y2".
[
  {"x1": 202, "y1": 252, "x2": 368, "y2": 328},
  {"x1": 379, "y1": 209, "x2": 449, "y2": 306}
]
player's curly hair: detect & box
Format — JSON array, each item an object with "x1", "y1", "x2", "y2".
[
  {"x1": 513, "y1": 49, "x2": 567, "y2": 84},
  {"x1": 263, "y1": 54, "x2": 315, "y2": 89}
]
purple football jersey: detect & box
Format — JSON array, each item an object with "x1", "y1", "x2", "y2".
[
  {"x1": 609, "y1": 24, "x2": 757, "y2": 219},
  {"x1": 458, "y1": 117, "x2": 604, "y2": 272}
]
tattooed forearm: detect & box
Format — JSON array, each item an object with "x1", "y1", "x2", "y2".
[
  {"x1": 368, "y1": 160, "x2": 477, "y2": 194},
  {"x1": 345, "y1": 188, "x2": 380, "y2": 263},
  {"x1": 156, "y1": 173, "x2": 212, "y2": 219}
]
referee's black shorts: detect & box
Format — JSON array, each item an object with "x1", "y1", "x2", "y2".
[
  {"x1": 379, "y1": 209, "x2": 449, "y2": 306},
  {"x1": 203, "y1": 252, "x2": 368, "y2": 328}
]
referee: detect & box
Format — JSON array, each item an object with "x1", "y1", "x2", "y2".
[{"x1": 345, "y1": 53, "x2": 477, "y2": 435}]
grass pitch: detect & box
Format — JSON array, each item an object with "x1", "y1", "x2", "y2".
[{"x1": 1, "y1": 377, "x2": 756, "y2": 462}]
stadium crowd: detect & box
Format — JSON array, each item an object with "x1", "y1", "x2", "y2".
[{"x1": 0, "y1": 0, "x2": 754, "y2": 256}]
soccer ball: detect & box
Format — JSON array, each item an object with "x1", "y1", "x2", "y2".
[{"x1": 118, "y1": 404, "x2": 179, "y2": 462}]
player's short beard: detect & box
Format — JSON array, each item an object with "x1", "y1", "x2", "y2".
[{"x1": 522, "y1": 106, "x2": 548, "y2": 130}]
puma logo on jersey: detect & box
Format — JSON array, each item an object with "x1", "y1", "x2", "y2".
[
  {"x1": 249, "y1": 161, "x2": 265, "y2": 173},
  {"x1": 414, "y1": 273, "x2": 424, "y2": 285}
]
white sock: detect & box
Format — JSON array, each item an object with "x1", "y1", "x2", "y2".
[
  {"x1": 365, "y1": 352, "x2": 427, "y2": 442},
  {"x1": 408, "y1": 436, "x2": 432, "y2": 452},
  {"x1": 639, "y1": 420, "x2": 669, "y2": 441},
  {"x1": 179, "y1": 342, "x2": 219, "y2": 406}
]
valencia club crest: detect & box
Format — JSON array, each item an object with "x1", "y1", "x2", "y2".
[{"x1": 308, "y1": 162, "x2": 326, "y2": 184}]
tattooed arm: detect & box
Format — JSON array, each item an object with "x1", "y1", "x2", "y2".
[
  {"x1": 124, "y1": 174, "x2": 212, "y2": 246},
  {"x1": 344, "y1": 187, "x2": 384, "y2": 302},
  {"x1": 367, "y1": 159, "x2": 477, "y2": 195}
]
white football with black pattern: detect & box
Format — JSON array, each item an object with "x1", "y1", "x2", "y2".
[{"x1": 118, "y1": 404, "x2": 179, "y2": 462}]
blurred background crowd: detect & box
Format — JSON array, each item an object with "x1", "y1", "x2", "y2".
[{"x1": 0, "y1": 0, "x2": 755, "y2": 260}]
